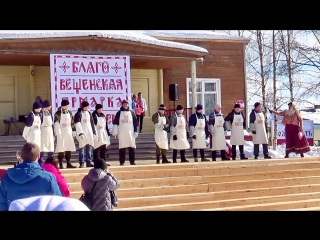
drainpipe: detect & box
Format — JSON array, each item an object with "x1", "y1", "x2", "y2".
[
  {"x1": 29, "y1": 65, "x2": 35, "y2": 106},
  {"x1": 191, "y1": 60, "x2": 197, "y2": 114}
]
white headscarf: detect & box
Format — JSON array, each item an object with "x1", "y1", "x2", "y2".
[{"x1": 9, "y1": 195, "x2": 90, "y2": 211}]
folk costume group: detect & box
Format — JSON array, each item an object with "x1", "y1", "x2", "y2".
[
  {"x1": 22, "y1": 98, "x2": 310, "y2": 167},
  {"x1": 22, "y1": 100, "x2": 112, "y2": 169}
]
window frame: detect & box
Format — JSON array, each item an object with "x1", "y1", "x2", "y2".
[{"x1": 186, "y1": 78, "x2": 221, "y2": 117}]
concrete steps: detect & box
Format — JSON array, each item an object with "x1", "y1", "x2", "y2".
[
  {"x1": 0, "y1": 134, "x2": 212, "y2": 164},
  {"x1": 3, "y1": 157, "x2": 320, "y2": 210}
]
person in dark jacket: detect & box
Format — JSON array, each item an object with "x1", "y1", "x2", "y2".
[
  {"x1": 224, "y1": 104, "x2": 248, "y2": 160},
  {"x1": 92, "y1": 104, "x2": 111, "y2": 161},
  {"x1": 249, "y1": 102, "x2": 271, "y2": 159},
  {"x1": 189, "y1": 104, "x2": 210, "y2": 162},
  {"x1": 112, "y1": 100, "x2": 138, "y2": 166},
  {"x1": 169, "y1": 105, "x2": 190, "y2": 163},
  {"x1": 0, "y1": 142, "x2": 62, "y2": 211},
  {"x1": 22, "y1": 101, "x2": 43, "y2": 150},
  {"x1": 54, "y1": 100, "x2": 77, "y2": 169},
  {"x1": 209, "y1": 104, "x2": 230, "y2": 161},
  {"x1": 81, "y1": 158, "x2": 120, "y2": 211},
  {"x1": 151, "y1": 104, "x2": 171, "y2": 164},
  {"x1": 74, "y1": 101, "x2": 97, "y2": 168}
]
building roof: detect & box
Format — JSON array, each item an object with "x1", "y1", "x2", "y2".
[
  {"x1": 144, "y1": 30, "x2": 250, "y2": 42},
  {"x1": 0, "y1": 30, "x2": 209, "y2": 54}
]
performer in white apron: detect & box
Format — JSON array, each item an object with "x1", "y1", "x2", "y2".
[
  {"x1": 189, "y1": 104, "x2": 210, "y2": 162},
  {"x1": 169, "y1": 105, "x2": 190, "y2": 163},
  {"x1": 39, "y1": 100, "x2": 54, "y2": 165},
  {"x1": 249, "y1": 102, "x2": 271, "y2": 159},
  {"x1": 22, "y1": 102, "x2": 42, "y2": 151},
  {"x1": 209, "y1": 104, "x2": 230, "y2": 161},
  {"x1": 112, "y1": 100, "x2": 139, "y2": 166},
  {"x1": 224, "y1": 104, "x2": 248, "y2": 160},
  {"x1": 152, "y1": 104, "x2": 171, "y2": 164},
  {"x1": 74, "y1": 101, "x2": 97, "y2": 168},
  {"x1": 54, "y1": 99, "x2": 76, "y2": 169},
  {"x1": 92, "y1": 104, "x2": 111, "y2": 161}
]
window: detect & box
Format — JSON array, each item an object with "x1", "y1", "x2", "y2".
[{"x1": 186, "y1": 78, "x2": 221, "y2": 116}]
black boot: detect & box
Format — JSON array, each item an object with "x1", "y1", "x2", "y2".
[
  {"x1": 300, "y1": 153, "x2": 304, "y2": 158},
  {"x1": 58, "y1": 159, "x2": 64, "y2": 169},
  {"x1": 212, "y1": 151, "x2": 216, "y2": 161},
  {"x1": 162, "y1": 155, "x2": 171, "y2": 164},
  {"x1": 232, "y1": 145, "x2": 237, "y2": 160},
  {"x1": 156, "y1": 154, "x2": 160, "y2": 164},
  {"x1": 172, "y1": 150, "x2": 177, "y2": 163},
  {"x1": 263, "y1": 144, "x2": 271, "y2": 159},
  {"x1": 220, "y1": 150, "x2": 230, "y2": 161},
  {"x1": 180, "y1": 150, "x2": 189, "y2": 163},
  {"x1": 239, "y1": 145, "x2": 248, "y2": 160},
  {"x1": 285, "y1": 154, "x2": 289, "y2": 158},
  {"x1": 264, "y1": 154, "x2": 271, "y2": 159},
  {"x1": 66, "y1": 159, "x2": 76, "y2": 168},
  {"x1": 240, "y1": 154, "x2": 248, "y2": 160}
]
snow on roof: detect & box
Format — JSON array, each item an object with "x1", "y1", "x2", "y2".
[
  {"x1": 0, "y1": 30, "x2": 208, "y2": 54},
  {"x1": 144, "y1": 30, "x2": 250, "y2": 42},
  {"x1": 300, "y1": 111, "x2": 320, "y2": 124}
]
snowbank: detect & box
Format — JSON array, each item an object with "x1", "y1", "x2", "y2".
[{"x1": 226, "y1": 140, "x2": 320, "y2": 158}]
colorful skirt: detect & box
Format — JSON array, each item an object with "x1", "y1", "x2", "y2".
[{"x1": 285, "y1": 124, "x2": 310, "y2": 154}]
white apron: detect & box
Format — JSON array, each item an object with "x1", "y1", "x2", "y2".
[
  {"x1": 27, "y1": 112, "x2": 41, "y2": 148},
  {"x1": 192, "y1": 114, "x2": 206, "y2": 149},
  {"x1": 118, "y1": 111, "x2": 136, "y2": 149},
  {"x1": 230, "y1": 113, "x2": 245, "y2": 145},
  {"x1": 40, "y1": 112, "x2": 54, "y2": 152},
  {"x1": 94, "y1": 114, "x2": 111, "y2": 149},
  {"x1": 252, "y1": 112, "x2": 268, "y2": 144},
  {"x1": 55, "y1": 111, "x2": 76, "y2": 153},
  {"x1": 76, "y1": 111, "x2": 94, "y2": 149},
  {"x1": 154, "y1": 113, "x2": 168, "y2": 150},
  {"x1": 211, "y1": 113, "x2": 226, "y2": 150},
  {"x1": 170, "y1": 113, "x2": 190, "y2": 150}
]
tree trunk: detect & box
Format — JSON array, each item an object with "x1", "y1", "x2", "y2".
[{"x1": 272, "y1": 30, "x2": 278, "y2": 150}]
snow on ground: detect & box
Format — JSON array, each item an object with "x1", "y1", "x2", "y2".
[
  {"x1": 225, "y1": 140, "x2": 320, "y2": 158},
  {"x1": 222, "y1": 130, "x2": 320, "y2": 158}
]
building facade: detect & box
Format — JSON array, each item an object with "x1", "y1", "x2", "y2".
[{"x1": 0, "y1": 30, "x2": 249, "y2": 134}]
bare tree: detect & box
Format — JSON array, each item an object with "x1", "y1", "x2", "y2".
[{"x1": 272, "y1": 30, "x2": 278, "y2": 150}]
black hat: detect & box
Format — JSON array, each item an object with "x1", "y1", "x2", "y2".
[
  {"x1": 81, "y1": 101, "x2": 89, "y2": 108},
  {"x1": 159, "y1": 104, "x2": 166, "y2": 110},
  {"x1": 43, "y1": 100, "x2": 51, "y2": 108},
  {"x1": 234, "y1": 104, "x2": 241, "y2": 108},
  {"x1": 95, "y1": 104, "x2": 103, "y2": 110},
  {"x1": 254, "y1": 102, "x2": 261, "y2": 108},
  {"x1": 196, "y1": 104, "x2": 203, "y2": 111},
  {"x1": 94, "y1": 158, "x2": 110, "y2": 170},
  {"x1": 288, "y1": 102, "x2": 293, "y2": 106},
  {"x1": 33, "y1": 102, "x2": 42, "y2": 109},
  {"x1": 61, "y1": 99, "x2": 69, "y2": 106},
  {"x1": 176, "y1": 105, "x2": 183, "y2": 110},
  {"x1": 122, "y1": 100, "x2": 128, "y2": 104}
]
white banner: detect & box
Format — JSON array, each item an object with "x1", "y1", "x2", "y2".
[
  {"x1": 50, "y1": 54, "x2": 131, "y2": 131},
  {"x1": 277, "y1": 119, "x2": 314, "y2": 139}
]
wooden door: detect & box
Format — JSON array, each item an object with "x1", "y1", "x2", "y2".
[{"x1": 0, "y1": 75, "x2": 16, "y2": 135}]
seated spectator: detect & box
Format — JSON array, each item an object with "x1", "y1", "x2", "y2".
[
  {"x1": 42, "y1": 156, "x2": 70, "y2": 197},
  {"x1": 0, "y1": 142, "x2": 62, "y2": 211},
  {"x1": 81, "y1": 158, "x2": 120, "y2": 211},
  {"x1": 9, "y1": 195, "x2": 89, "y2": 211}
]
